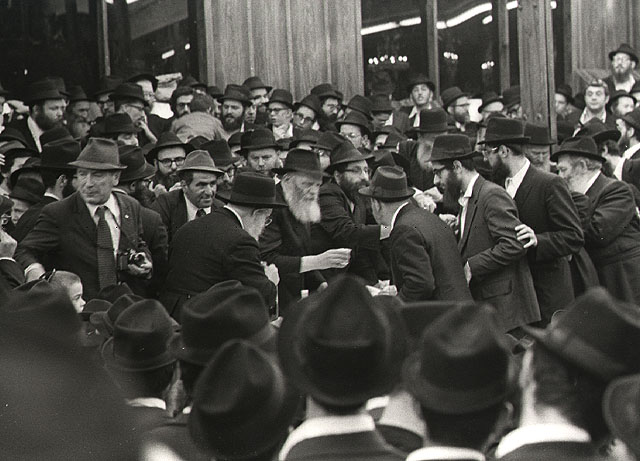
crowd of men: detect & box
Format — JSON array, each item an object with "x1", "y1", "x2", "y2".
[{"x1": 1, "y1": 41, "x2": 640, "y2": 460}]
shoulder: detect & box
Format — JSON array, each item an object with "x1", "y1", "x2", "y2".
[{"x1": 320, "y1": 182, "x2": 345, "y2": 198}]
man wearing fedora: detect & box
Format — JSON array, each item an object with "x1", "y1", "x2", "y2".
[
  {"x1": 268, "y1": 89, "x2": 297, "y2": 141},
  {"x1": 553, "y1": 136, "x2": 640, "y2": 305},
  {"x1": 102, "y1": 113, "x2": 139, "y2": 147},
  {"x1": 162, "y1": 171, "x2": 284, "y2": 317},
  {"x1": 239, "y1": 127, "x2": 282, "y2": 177},
  {"x1": 478, "y1": 92, "x2": 504, "y2": 123},
  {"x1": 110, "y1": 82, "x2": 157, "y2": 145},
  {"x1": 8, "y1": 177, "x2": 44, "y2": 228},
  {"x1": 244, "y1": 75, "x2": 271, "y2": 125},
  {"x1": 441, "y1": 86, "x2": 476, "y2": 138},
  {"x1": 617, "y1": 107, "x2": 640, "y2": 161},
  {"x1": 148, "y1": 131, "x2": 194, "y2": 194},
  {"x1": 199, "y1": 139, "x2": 243, "y2": 192},
  {"x1": 311, "y1": 141, "x2": 391, "y2": 285},
  {"x1": 11, "y1": 139, "x2": 80, "y2": 242},
  {"x1": 261, "y1": 148, "x2": 351, "y2": 311},
  {"x1": 404, "y1": 304, "x2": 514, "y2": 461},
  {"x1": 431, "y1": 134, "x2": 540, "y2": 333},
  {"x1": 219, "y1": 84, "x2": 256, "y2": 140},
  {"x1": 401, "y1": 73, "x2": 436, "y2": 128},
  {"x1": 8, "y1": 80, "x2": 66, "y2": 152},
  {"x1": 523, "y1": 123, "x2": 555, "y2": 172},
  {"x1": 293, "y1": 94, "x2": 321, "y2": 131},
  {"x1": 368, "y1": 94, "x2": 411, "y2": 134},
  {"x1": 310, "y1": 83, "x2": 342, "y2": 130},
  {"x1": 15, "y1": 138, "x2": 152, "y2": 300},
  {"x1": 360, "y1": 166, "x2": 471, "y2": 302},
  {"x1": 482, "y1": 117, "x2": 584, "y2": 324},
  {"x1": 336, "y1": 111, "x2": 373, "y2": 150},
  {"x1": 152, "y1": 150, "x2": 224, "y2": 243},
  {"x1": 278, "y1": 276, "x2": 406, "y2": 461},
  {"x1": 604, "y1": 43, "x2": 638, "y2": 94},
  {"x1": 495, "y1": 288, "x2": 640, "y2": 460}
]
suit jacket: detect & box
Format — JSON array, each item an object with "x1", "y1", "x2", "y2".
[
  {"x1": 260, "y1": 185, "x2": 325, "y2": 312},
  {"x1": 497, "y1": 442, "x2": 602, "y2": 460},
  {"x1": 6, "y1": 117, "x2": 38, "y2": 151},
  {"x1": 129, "y1": 406, "x2": 172, "y2": 435},
  {"x1": 459, "y1": 176, "x2": 540, "y2": 331},
  {"x1": 310, "y1": 181, "x2": 386, "y2": 284},
  {"x1": 162, "y1": 207, "x2": 277, "y2": 318},
  {"x1": 509, "y1": 165, "x2": 584, "y2": 322},
  {"x1": 390, "y1": 110, "x2": 411, "y2": 134},
  {"x1": 151, "y1": 189, "x2": 224, "y2": 242},
  {"x1": 389, "y1": 203, "x2": 472, "y2": 302},
  {"x1": 15, "y1": 192, "x2": 148, "y2": 300},
  {"x1": 144, "y1": 412, "x2": 209, "y2": 461},
  {"x1": 569, "y1": 192, "x2": 601, "y2": 297},
  {"x1": 12, "y1": 195, "x2": 58, "y2": 242},
  {"x1": 0, "y1": 259, "x2": 25, "y2": 304}
]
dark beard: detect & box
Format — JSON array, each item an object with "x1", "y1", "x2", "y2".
[
  {"x1": 445, "y1": 175, "x2": 463, "y2": 198},
  {"x1": 132, "y1": 185, "x2": 157, "y2": 208},
  {"x1": 491, "y1": 157, "x2": 511, "y2": 186},
  {"x1": 222, "y1": 114, "x2": 243, "y2": 131},
  {"x1": 155, "y1": 172, "x2": 180, "y2": 190},
  {"x1": 35, "y1": 113, "x2": 62, "y2": 131}
]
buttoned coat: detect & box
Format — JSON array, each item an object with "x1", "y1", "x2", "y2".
[
  {"x1": 458, "y1": 176, "x2": 540, "y2": 331},
  {"x1": 568, "y1": 191, "x2": 601, "y2": 297}
]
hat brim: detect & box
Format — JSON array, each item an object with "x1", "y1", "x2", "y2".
[
  {"x1": 406, "y1": 81, "x2": 436, "y2": 94},
  {"x1": 217, "y1": 96, "x2": 252, "y2": 106},
  {"x1": 271, "y1": 167, "x2": 327, "y2": 178},
  {"x1": 603, "y1": 374, "x2": 640, "y2": 457},
  {"x1": 335, "y1": 121, "x2": 372, "y2": 138},
  {"x1": 177, "y1": 165, "x2": 224, "y2": 175},
  {"x1": 239, "y1": 143, "x2": 282, "y2": 157},
  {"x1": 479, "y1": 136, "x2": 530, "y2": 145},
  {"x1": 358, "y1": 185, "x2": 414, "y2": 202},
  {"x1": 406, "y1": 125, "x2": 450, "y2": 136},
  {"x1": 101, "y1": 337, "x2": 176, "y2": 372},
  {"x1": 478, "y1": 97, "x2": 504, "y2": 113},
  {"x1": 68, "y1": 160, "x2": 127, "y2": 170},
  {"x1": 442, "y1": 93, "x2": 469, "y2": 110},
  {"x1": 38, "y1": 163, "x2": 77, "y2": 171},
  {"x1": 609, "y1": 50, "x2": 639, "y2": 64},
  {"x1": 119, "y1": 163, "x2": 157, "y2": 183},
  {"x1": 216, "y1": 190, "x2": 288, "y2": 208},
  {"x1": 550, "y1": 149, "x2": 606, "y2": 163},
  {"x1": 324, "y1": 151, "x2": 375, "y2": 173}
]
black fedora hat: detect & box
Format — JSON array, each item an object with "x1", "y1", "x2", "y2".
[
  {"x1": 200, "y1": 139, "x2": 241, "y2": 170},
  {"x1": 218, "y1": 84, "x2": 252, "y2": 106},
  {"x1": 607, "y1": 90, "x2": 637, "y2": 112},
  {"x1": 289, "y1": 129, "x2": 321, "y2": 149},
  {"x1": 9, "y1": 157, "x2": 41, "y2": 189},
  {"x1": 556, "y1": 120, "x2": 575, "y2": 143},
  {"x1": 9, "y1": 177, "x2": 44, "y2": 206},
  {"x1": 441, "y1": 86, "x2": 468, "y2": 110},
  {"x1": 310, "y1": 83, "x2": 340, "y2": 100},
  {"x1": 294, "y1": 94, "x2": 322, "y2": 114},
  {"x1": 169, "y1": 280, "x2": 276, "y2": 366},
  {"x1": 108, "y1": 82, "x2": 148, "y2": 106},
  {"x1": 80, "y1": 298, "x2": 111, "y2": 322},
  {"x1": 313, "y1": 131, "x2": 347, "y2": 152},
  {"x1": 68, "y1": 85, "x2": 91, "y2": 103},
  {"x1": 103, "y1": 113, "x2": 138, "y2": 136},
  {"x1": 176, "y1": 150, "x2": 224, "y2": 175},
  {"x1": 0, "y1": 127, "x2": 28, "y2": 146},
  {"x1": 603, "y1": 374, "x2": 640, "y2": 458},
  {"x1": 359, "y1": 165, "x2": 414, "y2": 201},
  {"x1": 227, "y1": 131, "x2": 242, "y2": 149},
  {"x1": 479, "y1": 117, "x2": 530, "y2": 145},
  {"x1": 369, "y1": 94, "x2": 393, "y2": 113},
  {"x1": 217, "y1": 171, "x2": 287, "y2": 208},
  {"x1": 188, "y1": 340, "x2": 299, "y2": 459},
  {"x1": 408, "y1": 108, "x2": 449, "y2": 135},
  {"x1": 621, "y1": 107, "x2": 640, "y2": 132},
  {"x1": 502, "y1": 85, "x2": 521, "y2": 110},
  {"x1": 239, "y1": 128, "x2": 281, "y2": 156},
  {"x1": 556, "y1": 83, "x2": 575, "y2": 105},
  {"x1": 206, "y1": 85, "x2": 223, "y2": 98},
  {"x1": 335, "y1": 111, "x2": 373, "y2": 138},
  {"x1": 550, "y1": 136, "x2": 604, "y2": 163},
  {"x1": 94, "y1": 75, "x2": 124, "y2": 98},
  {"x1": 609, "y1": 43, "x2": 639, "y2": 64},
  {"x1": 40, "y1": 126, "x2": 74, "y2": 147},
  {"x1": 524, "y1": 123, "x2": 556, "y2": 146},
  {"x1": 24, "y1": 79, "x2": 66, "y2": 104},
  {"x1": 102, "y1": 299, "x2": 176, "y2": 372},
  {"x1": 431, "y1": 134, "x2": 474, "y2": 163},
  {"x1": 405, "y1": 73, "x2": 435, "y2": 93},
  {"x1": 146, "y1": 131, "x2": 192, "y2": 162},
  {"x1": 403, "y1": 303, "x2": 514, "y2": 414},
  {"x1": 269, "y1": 89, "x2": 294, "y2": 109},
  {"x1": 69, "y1": 138, "x2": 126, "y2": 170},
  {"x1": 94, "y1": 282, "x2": 133, "y2": 304},
  {"x1": 242, "y1": 76, "x2": 272, "y2": 93},
  {"x1": 90, "y1": 294, "x2": 142, "y2": 337},
  {"x1": 278, "y1": 275, "x2": 407, "y2": 406},
  {"x1": 478, "y1": 91, "x2": 504, "y2": 113},
  {"x1": 575, "y1": 118, "x2": 621, "y2": 143},
  {"x1": 273, "y1": 148, "x2": 325, "y2": 178},
  {"x1": 346, "y1": 94, "x2": 373, "y2": 120},
  {"x1": 179, "y1": 75, "x2": 205, "y2": 90},
  {"x1": 118, "y1": 145, "x2": 156, "y2": 182},
  {"x1": 325, "y1": 140, "x2": 373, "y2": 173},
  {"x1": 523, "y1": 287, "x2": 640, "y2": 381}
]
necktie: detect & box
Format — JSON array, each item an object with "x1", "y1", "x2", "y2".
[
  {"x1": 96, "y1": 206, "x2": 117, "y2": 289},
  {"x1": 196, "y1": 208, "x2": 206, "y2": 218},
  {"x1": 505, "y1": 178, "x2": 515, "y2": 198}
]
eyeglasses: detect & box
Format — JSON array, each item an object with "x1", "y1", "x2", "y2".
[
  {"x1": 157, "y1": 157, "x2": 186, "y2": 167},
  {"x1": 323, "y1": 103, "x2": 340, "y2": 112},
  {"x1": 294, "y1": 112, "x2": 315, "y2": 124},
  {"x1": 343, "y1": 167, "x2": 370, "y2": 175},
  {"x1": 264, "y1": 217, "x2": 273, "y2": 227},
  {"x1": 126, "y1": 103, "x2": 145, "y2": 112}
]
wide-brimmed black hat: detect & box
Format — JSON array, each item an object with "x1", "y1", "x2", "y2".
[
  {"x1": 335, "y1": 111, "x2": 373, "y2": 138},
  {"x1": 430, "y1": 134, "x2": 475, "y2": 163},
  {"x1": 289, "y1": 129, "x2": 321, "y2": 149},
  {"x1": 239, "y1": 128, "x2": 281, "y2": 156},
  {"x1": 441, "y1": 86, "x2": 468, "y2": 110},
  {"x1": 603, "y1": 374, "x2": 640, "y2": 458},
  {"x1": 502, "y1": 85, "x2": 521, "y2": 110},
  {"x1": 294, "y1": 94, "x2": 322, "y2": 114},
  {"x1": 90, "y1": 294, "x2": 142, "y2": 337},
  {"x1": 200, "y1": 139, "x2": 241, "y2": 170},
  {"x1": 24, "y1": 80, "x2": 66, "y2": 104},
  {"x1": 9, "y1": 157, "x2": 41, "y2": 189},
  {"x1": 177, "y1": 150, "x2": 223, "y2": 175},
  {"x1": 118, "y1": 145, "x2": 156, "y2": 182},
  {"x1": 9, "y1": 177, "x2": 44, "y2": 205},
  {"x1": 68, "y1": 85, "x2": 91, "y2": 103},
  {"x1": 108, "y1": 82, "x2": 148, "y2": 106},
  {"x1": 93, "y1": 282, "x2": 133, "y2": 304},
  {"x1": 269, "y1": 89, "x2": 294, "y2": 109},
  {"x1": 218, "y1": 84, "x2": 252, "y2": 106},
  {"x1": 408, "y1": 108, "x2": 449, "y2": 135},
  {"x1": 242, "y1": 76, "x2": 272, "y2": 93},
  {"x1": 621, "y1": 107, "x2": 640, "y2": 132},
  {"x1": 310, "y1": 83, "x2": 340, "y2": 100},
  {"x1": 479, "y1": 117, "x2": 530, "y2": 145},
  {"x1": 103, "y1": 113, "x2": 138, "y2": 136},
  {"x1": 188, "y1": 340, "x2": 299, "y2": 459},
  {"x1": 101, "y1": 299, "x2": 176, "y2": 372},
  {"x1": 69, "y1": 138, "x2": 126, "y2": 170},
  {"x1": 403, "y1": 303, "x2": 514, "y2": 414},
  {"x1": 575, "y1": 118, "x2": 621, "y2": 143},
  {"x1": 325, "y1": 140, "x2": 374, "y2": 173},
  {"x1": 609, "y1": 43, "x2": 639, "y2": 64},
  {"x1": 346, "y1": 95, "x2": 373, "y2": 120},
  {"x1": 524, "y1": 123, "x2": 556, "y2": 146},
  {"x1": 38, "y1": 139, "x2": 81, "y2": 171},
  {"x1": 607, "y1": 90, "x2": 637, "y2": 112},
  {"x1": 550, "y1": 136, "x2": 604, "y2": 163},
  {"x1": 556, "y1": 83, "x2": 574, "y2": 105},
  {"x1": 478, "y1": 91, "x2": 504, "y2": 113},
  {"x1": 313, "y1": 131, "x2": 346, "y2": 152},
  {"x1": 359, "y1": 165, "x2": 414, "y2": 201},
  {"x1": 217, "y1": 171, "x2": 286, "y2": 208},
  {"x1": 405, "y1": 73, "x2": 435, "y2": 93},
  {"x1": 273, "y1": 148, "x2": 325, "y2": 178},
  {"x1": 94, "y1": 75, "x2": 124, "y2": 98},
  {"x1": 146, "y1": 131, "x2": 192, "y2": 162},
  {"x1": 278, "y1": 275, "x2": 407, "y2": 406},
  {"x1": 179, "y1": 75, "x2": 205, "y2": 91},
  {"x1": 556, "y1": 120, "x2": 575, "y2": 143},
  {"x1": 523, "y1": 287, "x2": 640, "y2": 381},
  {"x1": 369, "y1": 94, "x2": 393, "y2": 113},
  {"x1": 169, "y1": 280, "x2": 276, "y2": 366},
  {"x1": 40, "y1": 126, "x2": 74, "y2": 147},
  {"x1": 206, "y1": 85, "x2": 224, "y2": 98}
]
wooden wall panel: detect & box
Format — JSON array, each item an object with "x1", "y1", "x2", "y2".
[
  {"x1": 327, "y1": 0, "x2": 364, "y2": 100},
  {"x1": 251, "y1": 0, "x2": 290, "y2": 89}
]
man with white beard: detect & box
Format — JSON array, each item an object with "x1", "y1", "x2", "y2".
[{"x1": 260, "y1": 149, "x2": 351, "y2": 312}]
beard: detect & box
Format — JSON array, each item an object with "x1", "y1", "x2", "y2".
[
  {"x1": 132, "y1": 183, "x2": 157, "y2": 208},
  {"x1": 338, "y1": 175, "x2": 368, "y2": 202},
  {"x1": 613, "y1": 65, "x2": 631, "y2": 80},
  {"x1": 155, "y1": 171, "x2": 180, "y2": 190},
  {"x1": 281, "y1": 180, "x2": 321, "y2": 224},
  {"x1": 222, "y1": 113, "x2": 243, "y2": 131},
  {"x1": 245, "y1": 218, "x2": 267, "y2": 241},
  {"x1": 445, "y1": 174, "x2": 463, "y2": 198},
  {"x1": 491, "y1": 155, "x2": 511, "y2": 186},
  {"x1": 35, "y1": 113, "x2": 62, "y2": 131}
]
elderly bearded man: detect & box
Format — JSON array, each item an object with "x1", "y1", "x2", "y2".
[{"x1": 261, "y1": 149, "x2": 351, "y2": 311}]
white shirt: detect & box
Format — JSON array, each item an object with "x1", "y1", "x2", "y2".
[
  {"x1": 44, "y1": 191, "x2": 60, "y2": 201},
  {"x1": 409, "y1": 106, "x2": 421, "y2": 127},
  {"x1": 623, "y1": 143, "x2": 640, "y2": 161},
  {"x1": 27, "y1": 116, "x2": 45, "y2": 152},
  {"x1": 273, "y1": 123, "x2": 294, "y2": 141},
  {"x1": 125, "y1": 397, "x2": 167, "y2": 410},
  {"x1": 495, "y1": 423, "x2": 590, "y2": 458},
  {"x1": 459, "y1": 173, "x2": 480, "y2": 240},
  {"x1": 223, "y1": 204, "x2": 245, "y2": 229},
  {"x1": 85, "y1": 194, "x2": 121, "y2": 258},
  {"x1": 389, "y1": 201, "x2": 410, "y2": 231},
  {"x1": 407, "y1": 447, "x2": 485, "y2": 461},
  {"x1": 505, "y1": 158, "x2": 530, "y2": 198},
  {"x1": 578, "y1": 108, "x2": 607, "y2": 126},
  {"x1": 575, "y1": 170, "x2": 601, "y2": 195},
  {"x1": 279, "y1": 413, "x2": 376, "y2": 460},
  {"x1": 184, "y1": 194, "x2": 210, "y2": 222}
]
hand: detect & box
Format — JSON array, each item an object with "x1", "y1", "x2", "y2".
[
  {"x1": 153, "y1": 184, "x2": 168, "y2": 197},
  {"x1": 127, "y1": 252, "x2": 152, "y2": 277},
  {"x1": 439, "y1": 213, "x2": 458, "y2": 230},
  {"x1": 0, "y1": 229, "x2": 17, "y2": 258},
  {"x1": 312, "y1": 248, "x2": 351, "y2": 270},
  {"x1": 168, "y1": 182, "x2": 183, "y2": 192},
  {"x1": 380, "y1": 225, "x2": 392, "y2": 240},
  {"x1": 464, "y1": 261, "x2": 472, "y2": 284},
  {"x1": 0, "y1": 153, "x2": 5, "y2": 167},
  {"x1": 317, "y1": 281, "x2": 328, "y2": 292},
  {"x1": 424, "y1": 186, "x2": 443, "y2": 203},
  {"x1": 414, "y1": 192, "x2": 437, "y2": 212},
  {"x1": 263, "y1": 262, "x2": 280, "y2": 285},
  {"x1": 377, "y1": 284, "x2": 398, "y2": 296},
  {"x1": 25, "y1": 263, "x2": 45, "y2": 282},
  {"x1": 516, "y1": 223, "x2": 537, "y2": 249}
]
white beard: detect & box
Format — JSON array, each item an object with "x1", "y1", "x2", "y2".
[{"x1": 282, "y1": 181, "x2": 321, "y2": 224}]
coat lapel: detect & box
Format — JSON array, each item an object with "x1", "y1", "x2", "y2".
[
  {"x1": 73, "y1": 193, "x2": 98, "y2": 244},
  {"x1": 458, "y1": 177, "x2": 482, "y2": 252},
  {"x1": 514, "y1": 166, "x2": 535, "y2": 207}
]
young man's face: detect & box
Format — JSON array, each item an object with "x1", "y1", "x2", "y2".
[
  {"x1": 410, "y1": 84, "x2": 432, "y2": 107},
  {"x1": 585, "y1": 85, "x2": 608, "y2": 113},
  {"x1": 267, "y1": 102, "x2": 292, "y2": 127},
  {"x1": 175, "y1": 94, "x2": 193, "y2": 118},
  {"x1": 156, "y1": 146, "x2": 186, "y2": 176},
  {"x1": 613, "y1": 96, "x2": 636, "y2": 118},
  {"x1": 247, "y1": 148, "x2": 278, "y2": 174},
  {"x1": 555, "y1": 93, "x2": 568, "y2": 115},
  {"x1": 293, "y1": 105, "x2": 316, "y2": 130},
  {"x1": 250, "y1": 88, "x2": 269, "y2": 111}
]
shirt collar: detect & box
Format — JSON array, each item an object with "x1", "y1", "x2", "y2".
[
  {"x1": 125, "y1": 397, "x2": 167, "y2": 410},
  {"x1": 579, "y1": 108, "x2": 606, "y2": 125},
  {"x1": 278, "y1": 413, "x2": 375, "y2": 460},
  {"x1": 85, "y1": 194, "x2": 120, "y2": 222},
  {"x1": 44, "y1": 191, "x2": 60, "y2": 201},
  {"x1": 495, "y1": 423, "x2": 591, "y2": 458},
  {"x1": 623, "y1": 143, "x2": 640, "y2": 160},
  {"x1": 407, "y1": 446, "x2": 485, "y2": 461},
  {"x1": 506, "y1": 158, "x2": 530, "y2": 192},
  {"x1": 184, "y1": 193, "x2": 211, "y2": 221},
  {"x1": 390, "y1": 201, "x2": 410, "y2": 231},
  {"x1": 576, "y1": 170, "x2": 601, "y2": 195},
  {"x1": 224, "y1": 204, "x2": 245, "y2": 229},
  {"x1": 27, "y1": 116, "x2": 45, "y2": 152},
  {"x1": 463, "y1": 173, "x2": 480, "y2": 200}
]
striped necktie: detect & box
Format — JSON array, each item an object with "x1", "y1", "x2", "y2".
[{"x1": 96, "y1": 206, "x2": 117, "y2": 289}]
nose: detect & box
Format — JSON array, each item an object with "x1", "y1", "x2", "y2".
[{"x1": 434, "y1": 174, "x2": 441, "y2": 186}]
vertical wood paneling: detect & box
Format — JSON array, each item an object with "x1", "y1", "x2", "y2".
[
  {"x1": 210, "y1": 0, "x2": 251, "y2": 88},
  {"x1": 327, "y1": 0, "x2": 364, "y2": 100},
  {"x1": 251, "y1": 0, "x2": 289, "y2": 87}
]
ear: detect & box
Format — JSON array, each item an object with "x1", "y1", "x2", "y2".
[
  {"x1": 111, "y1": 171, "x2": 121, "y2": 185},
  {"x1": 57, "y1": 174, "x2": 67, "y2": 187},
  {"x1": 629, "y1": 126, "x2": 636, "y2": 139}
]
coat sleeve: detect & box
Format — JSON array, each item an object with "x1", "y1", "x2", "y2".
[
  {"x1": 392, "y1": 225, "x2": 435, "y2": 302},
  {"x1": 259, "y1": 213, "x2": 301, "y2": 276},
  {"x1": 585, "y1": 180, "x2": 637, "y2": 248},
  {"x1": 467, "y1": 189, "x2": 526, "y2": 278},
  {"x1": 534, "y1": 175, "x2": 584, "y2": 262},
  {"x1": 0, "y1": 258, "x2": 26, "y2": 301},
  {"x1": 14, "y1": 206, "x2": 60, "y2": 269}
]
